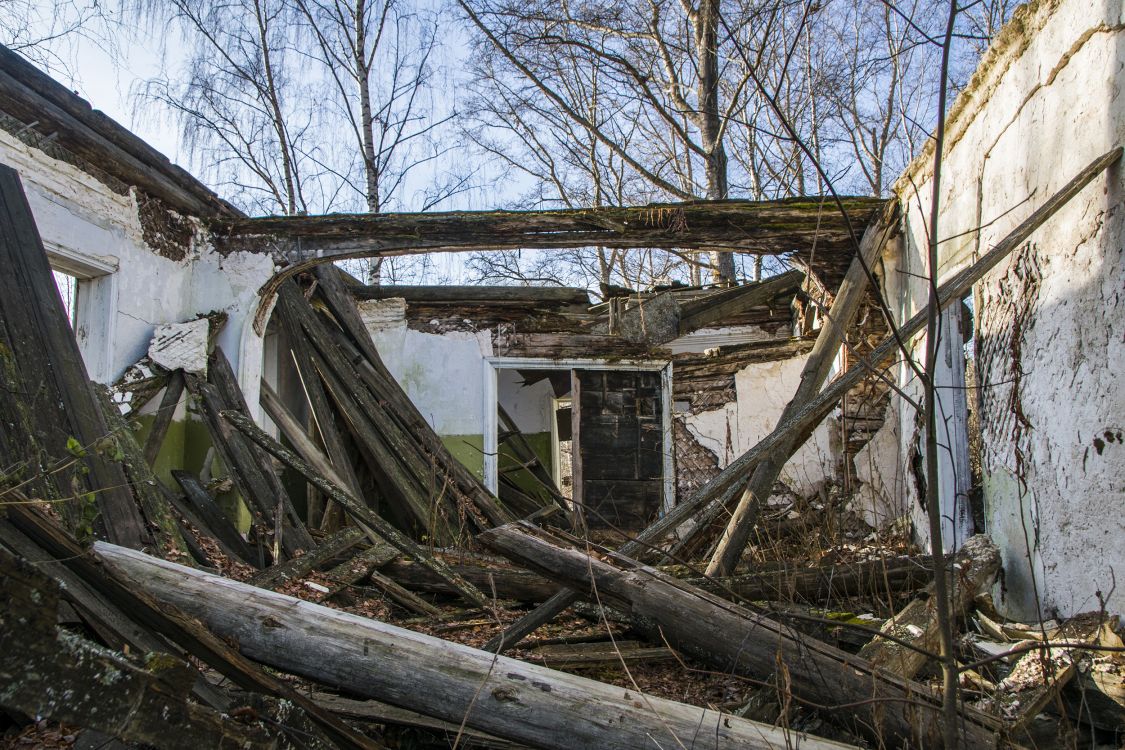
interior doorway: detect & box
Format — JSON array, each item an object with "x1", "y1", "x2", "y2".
[{"x1": 484, "y1": 358, "x2": 673, "y2": 532}]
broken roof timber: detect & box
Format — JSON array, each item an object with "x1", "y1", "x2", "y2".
[{"x1": 215, "y1": 196, "x2": 886, "y2": 266}]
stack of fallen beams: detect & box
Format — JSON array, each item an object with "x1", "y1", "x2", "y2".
[{"x1": 270, "y1": 265, "x2": 514, "y2": 540}]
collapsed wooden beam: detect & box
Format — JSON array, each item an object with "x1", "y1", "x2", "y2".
[
  {"x1": 480, "y1": 522, "x2": 1000, "y2": 748},
  {"x1": 677, "y1": 268, "x2": 806, "y2": 335},
  {"x1": 97, "y1": 542, "x2": 858, "y2": 750},
  {"x1": 385, "y1": 553, "x2": 933, "y2": 605},
  {"x1": 706, "y1": 200, "x2": 898, "y2": 575},
  {"x1": 312, "y1": 266, "x2": 512, "y2": 528},
  {"x1": 352, "y1": 284, "x2": 591, "y2": 306},
  {"x1": 217, "y1": 196, "x2": 884, "y2": 260}
]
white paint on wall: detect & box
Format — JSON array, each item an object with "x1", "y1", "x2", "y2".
[
  {"x1": 360, "y1": 303, "x2": 493, "y2": 436},
  {"x1": 0, "y1": 125, "x2": 278, "y2": 394},
  {"x1": 878, "y1": 0, "x2": 1125, "y2": 618}
]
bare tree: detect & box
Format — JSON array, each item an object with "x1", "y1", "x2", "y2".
[
  {"x1": 140, "y1": 0, "x2": 317, "y2": 215},
  {"x1": 1, "y1": 0, "x2": 122, "y2": 78},
  {"x1": 457, "y1": 0, "x2": 795, "y2": 284},
  {"x1": 138, "y1": 0, "x2": 466, "y2": 256}
]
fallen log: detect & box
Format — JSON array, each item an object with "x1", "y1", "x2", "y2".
[
  {"x1": 98, "y1": 542, "x2": 858, "y2": 750},
  {"x1": 386, "y1": 554, "x2": 932, "y2": 606},
  {"x1": 480, "y1": 522, "x2": 1000, "y2": 748},
  {"x1": 857, "y1": 535, "x2": 1000, "y2": 678}
]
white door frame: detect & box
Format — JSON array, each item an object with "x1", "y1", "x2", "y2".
[{"x1": 483, "y1": 357, "x2": 675, "y2": 514}]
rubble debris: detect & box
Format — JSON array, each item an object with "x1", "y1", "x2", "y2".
[
  {"x1": 480, "y1": 520, "x2": 1000, "y2": 747},
  {"x1": 223, "y1": 408, "x2": 492, "y2": 608},
  {"x1": 171, "y1": 469, "x2": 259, "y2": 566},
  {"x1": 185, "y1": 349, "x2": 314, "y2": 559},
  {"x1": 857, "y1": 534, "x2": 1000, "y2": 678}
]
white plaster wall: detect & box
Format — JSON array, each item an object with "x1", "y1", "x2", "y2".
[
  {"x1": 359, "y1": 299, "x2": 494, "y2": 436},
  {"x1": 879, "y1": 0, "x2": 1125, "y2": 619},
  {"x1": 683, "y1": 353, "x2": 837, "y2": 498},
  {"x1": 0, "y1": 128, "x2": 277, "y2": 391}
]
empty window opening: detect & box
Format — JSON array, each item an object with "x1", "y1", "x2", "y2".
[{"x1": 52, "y1": 270, "x2": 78, "y2": 329}]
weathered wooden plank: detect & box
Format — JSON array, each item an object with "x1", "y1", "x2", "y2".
[
  {"x1": 0, "y1": 164, "x2": 147, "y2": 547},
  {"x1": 259, "y1": 379, "x2": 353, "y2": 493},
  {"x1": 272, "y1": 293, "x2": 361, "y2": 529},
  {"x1": 171, "y1": 470, "x2": 257, "y2": 566},
  {"x1": 246, "y1": 526, "x2": 366, "y2": 591},
  {"x1": 480, "y1": 522, "x2": 1000, "y2": 748},
  {"x1": 311, "y1": 268, "x2": 510, "y2": 528},
  {"x1": 99, "y1": 543, "x2": 859, "y2": 750},
  {"x1": 143, "y1": 370, "x2": 186, "y2": 467},
  {"x1": 93, "y1": 385, "x2": 188, "y2": 558},
  {"x1": 677, "y1": 268, "x2": 804, "y2": 334},
  {"x1": 275, "y1": 285, "x2": 454, "y2": 539},
  {"x1": 208, "y1": 348, "x2": 314, "y2": 552},
  {"x1": 366, "y1": 569, "x2": 443, "y2": 616}
]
